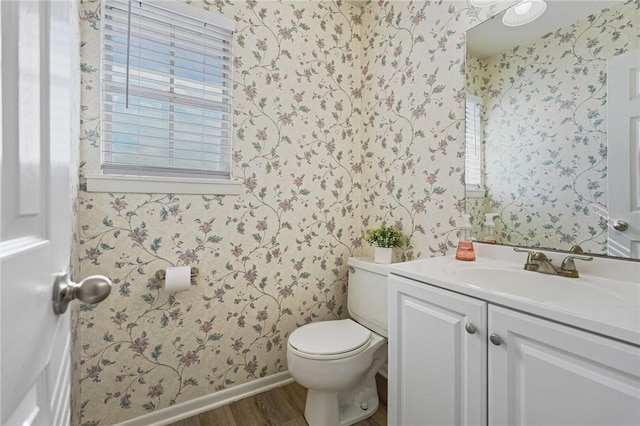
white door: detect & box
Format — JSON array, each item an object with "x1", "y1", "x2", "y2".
[
  {"x1": 489, "y1": 305, "x2": 640, "y2": 426},
  {"x1": 1, "y1": 1, "x2": 77, "y2": 424},
  {"x1": 608, "y1": 49, "x2": 640, "y2": 258},
  {"x1": 388, "y1": 276, "x2": 487, "y2": 426}
]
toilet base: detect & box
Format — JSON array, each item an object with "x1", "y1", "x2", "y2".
[
  {"x1": 304, "y1": 375, "x2": 380, "y2": 426},
  {"x1": 303, "y1": 343, "x2": 387, "y2": 426}
]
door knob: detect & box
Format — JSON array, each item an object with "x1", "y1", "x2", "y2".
[
  {"x1": 612, "y1": 220, "x2": 629, "y2": 232},
  {"x1": 52, "y1": 273, "x2": 112, "y2": 314},
  {"x1": 465, "y1": 323, "x2": 476, "y2": 334}
]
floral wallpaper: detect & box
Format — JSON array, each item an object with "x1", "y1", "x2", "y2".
[
  {"x1": 466, "y1": 1, "x2": 639, "y2": 253},
  {"x1": 67, "y1": 1, "x2": 83, "y2": 425},
  {"x1": 74, "y1": 0, "x2": 508, "y2": 424},
  {"x1": 77, "y1": 1, "x2": 365, "y2": 423},
  {"x1": 358, "y1": 0, "x2": 500, "y2": 260}
]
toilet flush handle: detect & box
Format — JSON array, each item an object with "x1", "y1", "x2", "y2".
[{"x1": 348, "y1": 266, "x2": 356, "y2": 274}]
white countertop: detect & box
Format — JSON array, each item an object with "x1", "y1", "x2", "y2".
[{"x1": 388, "y1": 244, "x2": 640, "y2": 346}]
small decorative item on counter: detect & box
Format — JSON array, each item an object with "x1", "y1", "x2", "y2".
[
  {"x1": 455, "y1": 214, "x2": 476, "y2": 261},
  {"x1": 364, "y1": 223, "x2": 406, "y2": 264},
  {"x1": 479, "y1": 213, "x2": 499, "y2": 244}
]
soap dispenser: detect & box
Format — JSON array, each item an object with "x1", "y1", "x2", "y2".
[
  {"x1": 455, "y1": 214, "x2": 476, "y2": 261},
  {"x1": 480, "y1": 213, "x2": 499, "y2": 244}
]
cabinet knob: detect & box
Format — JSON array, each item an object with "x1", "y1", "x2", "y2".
[
  {"x1": 489, "y1": 333, "x2": 503, "y2": 345},
  {"x1": 465, "y1": 323, "x2": 476, "y2": 334}
]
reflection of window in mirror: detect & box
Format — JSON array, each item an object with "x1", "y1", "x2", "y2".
[{"x1": 465, "y1": 94, "x2": 485, "y2": 198}]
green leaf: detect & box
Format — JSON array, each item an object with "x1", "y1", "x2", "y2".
[
  {"x1": 151, "y1": 344, "x2": 162, "y2": 360},
  {"x1": 151, "y1": 238, "x2": 161, "y2": 253}
]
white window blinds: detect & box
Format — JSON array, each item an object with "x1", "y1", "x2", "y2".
[
  {"x1": 101, "y1": 0, "x2": 234, "y2": 179},
  {"x1": 465, "y1": 94, "x2": 483, "y2": 189}
]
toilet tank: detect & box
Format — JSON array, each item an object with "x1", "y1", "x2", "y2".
[{"x1": 347, "y1": 257, "x2": 389, "y2": 337}]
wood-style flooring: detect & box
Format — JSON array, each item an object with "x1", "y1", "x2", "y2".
[{"x1": 168, "y1": 375, "x2": 387, "y2": 426}]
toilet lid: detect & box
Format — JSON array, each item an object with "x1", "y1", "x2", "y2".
[{"x1": 288, "y1": 319, "x2": 371, "y2": 356}]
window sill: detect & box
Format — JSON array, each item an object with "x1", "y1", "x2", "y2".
[
  {"x1": 86, "y1": 174, "x2": 242, "y2": 195},
  {"x1": 466, "y1": 188, "x2": 486, "y2": 198}
]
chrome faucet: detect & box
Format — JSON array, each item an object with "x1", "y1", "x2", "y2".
[{"x1": 514, "y1": 246, "x2": 593, "y2": 278}]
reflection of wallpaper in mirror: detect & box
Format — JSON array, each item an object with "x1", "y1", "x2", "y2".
[{"x1": 466, "y1": 1, "x2": 639, "y2": 254}]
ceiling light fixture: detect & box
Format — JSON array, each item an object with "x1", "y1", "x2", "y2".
[{"x1": 502, "y1": 0, "x2": 547, "y2": 27}]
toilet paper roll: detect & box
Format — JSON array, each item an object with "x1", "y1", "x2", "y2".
[{"x1": 164, "y1": 266, "x2": 192, "y2": 292}]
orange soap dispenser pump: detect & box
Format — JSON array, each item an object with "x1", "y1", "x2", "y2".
[{"x1": 455, "y1": 214, "x2": 476, "y2": 261}]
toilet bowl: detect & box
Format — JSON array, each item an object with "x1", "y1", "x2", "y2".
[{"x1": 286, "y1": 258, "x2": 389, "y2": 426}]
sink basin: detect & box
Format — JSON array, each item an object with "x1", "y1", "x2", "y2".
[
  {"x1": 388, "y1": 244, "x2": 640, "y2": 345},
  {"x1": 449, "y1": 266, "x2": 637, "y2": 306}
]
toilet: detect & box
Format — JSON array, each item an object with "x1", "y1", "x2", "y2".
[{"x1": 286, "y1": 257, "x2": 389, "y2": 426}]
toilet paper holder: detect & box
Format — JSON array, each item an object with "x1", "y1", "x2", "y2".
[{"x1": 155, "y1": 267, "x2": 199, "y2": 284}]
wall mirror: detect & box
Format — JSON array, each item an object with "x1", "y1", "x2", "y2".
[{"x1": 465, "y1": 0, "x2": 639, "y2": 259}]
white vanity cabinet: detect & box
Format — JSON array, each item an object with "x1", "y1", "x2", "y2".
[
  {"x1": 388, "y1": 274, "x2": 640, "y2": 426},
  {"x1": 489, "y1": 305, "x2": 640, "y2": 426},
  {"x1": 388, "y1": 275, "x2": 487, "y2": 426}
]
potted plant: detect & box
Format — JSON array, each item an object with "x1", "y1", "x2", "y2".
[{"x1": 364, "y1": 223, "x2": 406, "y2": 264}]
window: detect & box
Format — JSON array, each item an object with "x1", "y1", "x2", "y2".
[
  {"x1": 465, "y1": 94, "x2": 485, "y2": 197},
  {"x1": 88, "y1": 0, "x2": 239, "y2": 194}
]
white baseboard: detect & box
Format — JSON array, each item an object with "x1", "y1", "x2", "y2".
[{"x1": 116, "y1": 371, "x2": 294, "y2": 426}]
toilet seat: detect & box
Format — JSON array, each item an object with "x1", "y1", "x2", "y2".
[{"x1": 288, "y1": 319, "x2": 371, "y2": 360}]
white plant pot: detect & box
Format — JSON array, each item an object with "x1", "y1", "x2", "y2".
[{"x1": 374, "y1": 247, "x2": 393, "y2": 264}]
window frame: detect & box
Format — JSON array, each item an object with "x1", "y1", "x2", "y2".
[
  {"x1": 465, "y1": 93, "x2": 486, "y2": 198},
  {"x1": 87, "y1": 0, "x2": 240, "y2": 195}
]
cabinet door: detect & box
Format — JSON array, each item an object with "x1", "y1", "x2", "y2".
[
  {"x1": 389, "y1": 276, "x2": 487, "y2": 426},
  {"x1": 489, "y1": 305, "x2": 640, "y2": 426}
]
